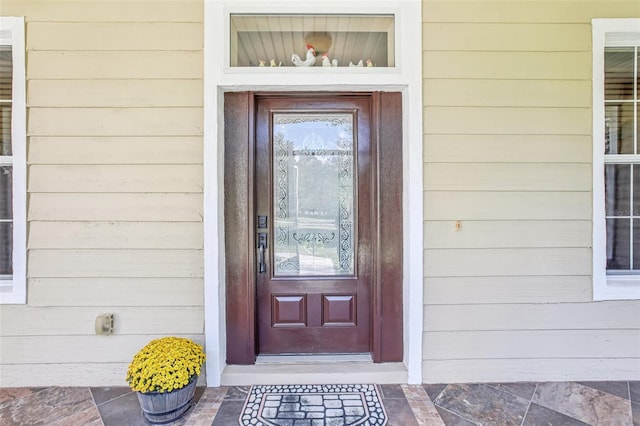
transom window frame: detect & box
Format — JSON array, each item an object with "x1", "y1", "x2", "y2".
[
  {"x1": 592, "y1": 18, "x2": 640, "y2": 301},
  {"x1": 0, "y1": 17, "x2": 26, "y2": 304},
  {"x1": 228, "y1": 14, "x2": 396, "y2": 68}
]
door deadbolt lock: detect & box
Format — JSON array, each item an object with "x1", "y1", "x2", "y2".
[{"x1": 257, "y1": 215, "x2": 268, "y2": 229}]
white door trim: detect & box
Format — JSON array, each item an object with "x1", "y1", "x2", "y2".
[{"x1": 203, "y1": 0, "x2": 423, "y2": 386}]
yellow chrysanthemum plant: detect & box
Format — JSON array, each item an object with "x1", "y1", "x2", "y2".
[{"x1": 126, "y1": 337, "x2": 205, "y2": 394}]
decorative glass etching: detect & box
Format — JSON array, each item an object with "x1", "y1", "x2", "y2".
[{"x1": 273, "y1": 113, "x2": 355, "y2": 276}]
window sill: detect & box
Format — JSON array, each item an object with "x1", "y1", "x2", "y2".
[{"x1": 594, "y1": 276, "x2": 640, "y2": 301}]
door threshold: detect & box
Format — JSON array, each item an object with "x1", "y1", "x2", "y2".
[
  {"x1": 221, "y1": 360, "x2": 407, "y2": 386},
  {"x1": 256, "y1": 353, "x2": 373, "y2": 364}
]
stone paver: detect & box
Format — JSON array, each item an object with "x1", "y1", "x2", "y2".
[
  {"x1": 183, "y1": 387, "x2": 228, "y2": 426},
  {"x1": 402, "y1": 384, "x2": 445, "y2": 426}
]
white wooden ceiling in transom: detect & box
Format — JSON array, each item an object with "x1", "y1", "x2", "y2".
[{"x1": 230, "y1": 14, "x2": 395, "y2": 67}]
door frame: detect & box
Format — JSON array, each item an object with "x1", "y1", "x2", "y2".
[
  {"x1": 224, "y1": 92, "x2": 402, "y2": 363},
  {"x1": 203, "y1": 0, "x2": 423, "y2": 386}
]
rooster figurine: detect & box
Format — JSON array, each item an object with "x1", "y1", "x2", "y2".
[
  {"x1": 321, "y1": 54, "x2": 339, "y2": 67},
  {"x1": 292, "y1": 44, "x2": 317, "y2": 67}
]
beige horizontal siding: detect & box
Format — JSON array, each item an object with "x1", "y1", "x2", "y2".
[
  {"x1": 423, "y1": 135, "x2": 591, "y2": 163},
  {"x1": 29, "y1": 165, "x2": 203, "y2": 192},
  {"x1": 28, "y1": 80, "x2": 203, "y2": 107},
  {"x1": 424, "y1": 221, "x2": 591, "y2": 249},
  {"x1": 423, "y1": 359, "x2": 640, "y2": 383},
  {"x1": 423, "y1": 80, "x2": 591, "y2": 108},
  {"x1": 424, "y1": 191, "x2": 591, "y2": 220},
  {"x1": 0, "y1": 307, "x2": 204, "y2": 336},
  {"x1": 424, "y1": 163, "x2": 590, "y2": 191},
  {"x1": 28, "y1": 51, "x2": 203, "y2": 79},
  {"x1": 424, "y1": 276, "x2": 592, "y2": 304},
  {"x1": 423, "y1": 52, "x2": 590, "y2": 80},
  {"x1": 424, "y1": 248, "x2": 590, "y2": 277},
  {"x1": 1, "y1": 0, "x2": 206, "y2": 388},
  {"x1": 0, "y1": 364, "x2": 206, "y2": 388},
  {"x1": 29, "y1": 137, "x2": 202, "y2": 165},
  {"x1": 422, "y1": 0, "x2": 640, "y2": 384},
  {"x1": 424, "y1": 107, "x2": 590, "y2": 135},
  {"x1": 28, "y1": 222, "x2": 203, "y2": 249},
  {"x1": 0, "y1": 363, "x2": 129, "y2": 387},
  {"x1": 29, "y1": 193, "x2": 203, "y2": 221},
  {"x1": 28, "y1": 250, "x2": 204, "y2": 278},
  {"x1": 423, "y1": 330, "x2": 640, "y2": 359},
  {"x1": 27, "y1": 23, "x2": 203, "y2": 50},
  {"x1": 423, "y1": 23, "x2": 591, "y2": 51},
  {"x1": 424, "y1": 302, "x2": 640, "y2": 331},
  {"x1": 28, "y1": 278, "x2": 203, "y2": 307},
  {"x1": 1, "y1": 335, "x2": 204, "y2": 364},
  {"x1": 29, "y1": 108, "x2": 203, "y2": 136},
  {"x1": 1, "y1": 0, "x2": 203, "y2": 22},
  {"x1": 423, "y1": 1, "x2": 640, "y2": 23}
]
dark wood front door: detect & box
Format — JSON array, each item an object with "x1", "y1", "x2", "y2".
[
  {"x1": 255, "y1": 96, "x2": 371, "y2": 354},
  {"x1": 223, "y1": 92, "x2": 403, "y2": 364}
]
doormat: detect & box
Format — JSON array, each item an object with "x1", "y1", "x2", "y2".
[{"x1": 239, "y1": 384, "x2": 387, "y2": 426}]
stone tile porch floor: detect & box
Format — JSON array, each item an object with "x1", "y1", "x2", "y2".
[{"x1": 0, "y1": 381, "x2": 638, "y2": 425}]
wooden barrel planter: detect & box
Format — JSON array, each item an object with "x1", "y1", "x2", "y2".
[{"x1": 136, "y1": 375, "x2": 198, "y2": 424}]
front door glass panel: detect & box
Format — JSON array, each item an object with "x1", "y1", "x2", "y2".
[{"x1": 272, "y1": 113, "x2": 355, "y2": 276}]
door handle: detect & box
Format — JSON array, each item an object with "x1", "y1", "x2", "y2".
[{"x1": 257, "y1": 233, "x2": 268, "y2": 273}]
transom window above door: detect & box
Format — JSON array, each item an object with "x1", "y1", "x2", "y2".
[{"x1": 229, "y1": 14, "x2": 395, "y2": 67}]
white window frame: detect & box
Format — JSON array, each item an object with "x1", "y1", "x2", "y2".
[
  {"x1": 0, "y1": 17, "x2": 26, "y2": 304},
  {"x1": 592, "y1": 18, "x2": 640, "y2": 300}
]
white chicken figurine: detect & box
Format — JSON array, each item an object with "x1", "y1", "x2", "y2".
[
  {"x1": 321, "y1": 53, "x2": 339, "y2": 67},
  {"x1": 292, "y1": 44, "x2": 317, "y2": 67}
]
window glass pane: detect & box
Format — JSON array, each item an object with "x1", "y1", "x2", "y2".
[
  {"x1": 0, "y1": 44, "x2": 11, "y2": 157},
  {"x1": 272, "y1": 113, "x2": 355, "y2": 276},
  {"x1": 0, "y1": 221, "x2": 11, "y2": 276},
  {"x1": 637, "y1": 48, "x2": 640, "y2": 99},
  {"x1": 0, "y1": 45, "x2": 11, "y2": 101},
  {"x1": 634, "y1": 219, "x2": 640, "y2": 270},
  {"x1": 605, "y1": 103, "x2": 634, "y2": 154},
  {"x1": 605, "y1": 164, "x2": 631, "y2": 216},
  {"x1": 0, "y1": 166, "x2": 12, "y2": 220},
  {"x1": 606, "y1": 218, "x2": 631, "y2": 270},
  {"x1": 637, "y1": 107, "x2": 640, "y2": 155},
  {"x1": 634, "y1": 165, "x2": 640, "y2": 216},
  {"x1": 230, "y1": 14, "x2": 394, "y2": 67},
  {"x1": 0, "y1": 105, "x2": 12, "y2": 156},
  {"x1": 605, "y1": 47, "x2": 634, "y2": 100},
  {"x1": 632, "y1": 219, "x2": 640, "y2": 271}
]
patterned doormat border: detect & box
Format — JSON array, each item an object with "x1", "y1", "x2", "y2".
[{"x1": 239, "y1": 384, "x2": 388, "y2": 426}]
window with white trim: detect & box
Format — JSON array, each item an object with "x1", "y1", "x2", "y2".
[
  {"x1": 0, "y1": 17, "x2": 26, "y2": 304},
  {"x1": 593, "y1": 19, "x2": 640, "y2": 300}
]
